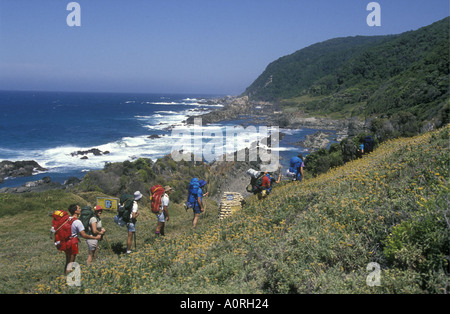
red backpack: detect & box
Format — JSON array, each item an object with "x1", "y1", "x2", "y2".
[
  {"x1": 150, "y1": 185, "x2": 165, "y2": 213},
  {"x1": 52, "y1": 210, "x2": 76, "y2": 251}
]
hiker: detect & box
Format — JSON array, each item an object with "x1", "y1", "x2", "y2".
[
  {"x1": 192, "y1": 180, "x2": 207, "y2": 228},
  {"x1": 260, "y1": 171, "x2": 271, "y2": 198},
  {"x1": 86, "y1": 205, "x2": 106, "y2": 266},
  {"x1": 268, "y1": 170, "x2": 282, "y2": 189},
  {"x1": 363, "y1": 135, "x2": 375, "y2": 154},
  {"x1": 289, "y1": 153, "x2": 304, "y2": 182},
  {"x1": 155, "y1": 186, "x2": 173, "y2": 237},
  {"x1": 64, "y1": 204, "x2": 101, "y2": 275},
  {"x1": 125, "y1": 191, "x2": 141, "y2": 253},
  {"x1": 115, "y1": 191, "x2": 142, "y2": 253}
]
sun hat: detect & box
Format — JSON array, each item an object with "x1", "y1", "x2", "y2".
[
  {"x1": 198, "y1": 180, "x2": 207, "y2": 188},
  {"x1": 134, "y1": 191, "x2": 143, "y2": 201},
  {"x1": 164, "y1": 185, "x2": 173, "y2": 192}
]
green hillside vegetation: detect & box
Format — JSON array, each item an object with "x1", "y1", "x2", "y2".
[
  {"x1": 1, "y1": 125, "x2": 447, "y2": 294},
  {"x1": 244, "y1": 17, "x2": 449, "y2": 126},
  {"x1": 244, "y1": 35, "x2": 392, "y2": 101}
]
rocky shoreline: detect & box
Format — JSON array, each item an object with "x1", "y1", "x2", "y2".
[
  {"x1": 0, "y1": 95, "x2": 365, "y2": 194},
  {"x1": 190, "y1": 96, "x2": 364, "y2": 131},
  {"x1": 188, "y1": 95, "x2": 365, "y2": 150}
]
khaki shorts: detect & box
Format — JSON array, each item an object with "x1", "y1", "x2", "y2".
[
  {"x1": 86, "y1": 239, "x2": 99, "y2": 251},
  {"x1": 155, "y1": 211, "x2": 166, "y2": 223}
]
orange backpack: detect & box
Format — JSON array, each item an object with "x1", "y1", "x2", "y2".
[{"x1": 150, "y1": 185, "x2": 165, "y2": 213}]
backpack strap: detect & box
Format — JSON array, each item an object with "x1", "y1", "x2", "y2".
[{"x1": 55, "y1": 216, "x2": 71, "y2": 233}]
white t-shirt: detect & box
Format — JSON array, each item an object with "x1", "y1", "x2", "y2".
[
  {"x1": 89, "y1": 216, "x2": 102, "y2": 231},
  {"x1": 130, "y1": 201, "x2": 138, "y2": 219},
  {"x1": 160, "y1": 194, "x2": 169, "y2": 211},
  {"x1": 70, "y1": 217, "x2": 84, "y2": 238}
]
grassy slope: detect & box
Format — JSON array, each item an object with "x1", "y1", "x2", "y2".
[{"x1": 1, "y1": 126, "x2": 448, "y2": 294}]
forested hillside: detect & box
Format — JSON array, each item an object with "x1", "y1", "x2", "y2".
[{"x1": 244, "y1": 17, "x2": 449, "y2": 125}]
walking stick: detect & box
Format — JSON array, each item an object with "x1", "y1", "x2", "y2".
[
  {"x1": 104, "y1": 235, "x2": 114, "y2": 255},
  {"x1": 203, "y1": 176, "x2": 210, "y2": 219}
]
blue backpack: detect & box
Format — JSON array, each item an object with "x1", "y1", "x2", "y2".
[
  {"x1": 186, "y1": 178, "x2": 206, "y2": 209},
  {"x1": 289, "y1": 156, "x2": 302, "y2": 174}
]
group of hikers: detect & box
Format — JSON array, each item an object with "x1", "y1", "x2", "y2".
[
  {"x1": 51, "y1": 154, "x2": 305, "y2": 275},
  {"x1": 51, "y1": 179, "x2": 209, "y2": 275},
  {"x1": 247, "y1": 153, "x2": 305, "y2": 199}
]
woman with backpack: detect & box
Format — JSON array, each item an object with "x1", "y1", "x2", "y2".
[{"x1": 86, "y1": 205, "x2": 106, "y2": 265}]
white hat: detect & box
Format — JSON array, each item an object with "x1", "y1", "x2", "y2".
[{"x1": 134, "y1": 191, "x2": 143, "y2": 201}]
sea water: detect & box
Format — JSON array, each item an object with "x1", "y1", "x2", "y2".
[{"x1": 0, "y1": 90, "x2": 332, "y2": 187}]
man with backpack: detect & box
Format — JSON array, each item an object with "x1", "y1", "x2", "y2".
[
  {"x1": 155, "y1": 186, "x2": 173, "y2": 237},
  {"x1": 264, "y1": 170, "x2": 282, "y2": 195},
  {"x1": 85, "y1": 205, "x2": 106, "y2": 265},
  {"x1": 114, "y1": 191, "x2": 142, "y2": 254},
  {"x1": 126, "y1": 191, "x2": 141, "y2": 253},
  {"x1": 191, "y1": 179, "x2": 208, "y2": 229},
  {"x1": 64, "y1": 204, "x2": 102, "y2": 275}
]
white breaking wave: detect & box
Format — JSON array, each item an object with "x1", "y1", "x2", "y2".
[{"x1": 147, "y1": 101, "x2": 182, "y2": 105}]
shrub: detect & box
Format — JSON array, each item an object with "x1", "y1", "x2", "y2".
[{"x1": 384, "y1": 192, "x2": 449, "y2": 275}]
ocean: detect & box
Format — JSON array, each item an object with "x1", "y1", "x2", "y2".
[{"x1": 0, "y1": 90, "x2": 332, "y2": 188}]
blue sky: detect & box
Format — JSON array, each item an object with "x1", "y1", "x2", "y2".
[{"x1": 0, "y1": 0, "x2": 448, "y2": 95}]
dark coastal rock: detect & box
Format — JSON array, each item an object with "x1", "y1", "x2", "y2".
[
  {"x1": 185, "y1": 96, "x2": 254, "y2": 125},
  {"x1": 0, "y1": 160, "x2": 46, "y2": 181},
  {"x1": 0, "y1": 176, "x2": 85, "y2": 194},
  {"x1": 64, "y1": 176, "x2": 81, "y2": 186},
  {"x1": 71, "y1": 148, "x2": 105, "y2": 158}
]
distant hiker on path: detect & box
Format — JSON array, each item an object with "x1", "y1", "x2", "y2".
[
  {"x1": 155, "y1": 186, "x2": 173, "y2": 237},
  {"x1": 65, "y1": 204, "x2": 101, "y2": 275},
  {"x1": 289, "y1": 153, "x2": 304, "y2": 182},
  {"x1": 86, "y1": 205, "x2": 106, "y2": 266},
  {"x1": 261, "y1": 171, "x2": 271, "y2": 198}
]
